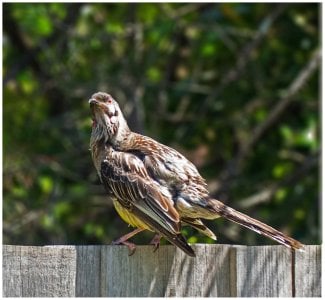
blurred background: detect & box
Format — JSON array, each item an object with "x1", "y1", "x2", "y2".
[{"x1": 3, "y1": 3, "x2": 320, "y2": 247}]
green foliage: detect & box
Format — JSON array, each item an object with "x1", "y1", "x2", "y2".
[{"x1": 3, "y1": 3, "x2": 320, "y2": 247}]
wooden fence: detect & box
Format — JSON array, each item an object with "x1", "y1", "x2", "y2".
[{"x1": 3, "y1": 244, "x2": 321, "y2": 297}]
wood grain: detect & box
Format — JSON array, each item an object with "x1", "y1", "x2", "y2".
[
  {"x1": 2, "y1": 244, "x2": 321, "y2": 297},
  {"x1": 234, "y1": 245, "x2": 292, "y2": 297},
  {"x1": 3, "y1": 245, "x2": 76, "y2": 297},
  {"x1": 75, "y1": 245, "x2": 101, "y2": 296},
  {"x1": 295, "y1": 245, "x2": 321, "y2": 297}
]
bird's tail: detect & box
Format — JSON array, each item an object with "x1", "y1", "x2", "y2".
[{"x1": 207, "y1": 199, "x2": 304, "y2": 251}]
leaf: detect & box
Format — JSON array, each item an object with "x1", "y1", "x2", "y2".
[{"x1": 38, "y1": 176, "x2": 54, "y2": 194}]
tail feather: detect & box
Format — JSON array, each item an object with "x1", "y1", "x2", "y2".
[
  {"x1": 182, "y1": 217, "x2": 217, "y2": 240},
  {"x1": 208, "y1": 199, "x2": 304, "y2": 251},
  {"x1": 130, "y1": 202, "x2": 196, "y2": 256},
  {"x1": 165, "y1": 233, "x2": 196, "y2": 257}
]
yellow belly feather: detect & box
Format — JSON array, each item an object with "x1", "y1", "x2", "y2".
[{"x1": 113, "y1": 199, "x2": 151, "y2": 231}]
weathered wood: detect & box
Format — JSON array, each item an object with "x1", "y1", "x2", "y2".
[
  {"x1": 164, "y1": 244, "x2": 233, "y2": 297},
  {"x1": 295, "y1": 245, "x2": 321, "y2": 297},
  {"x1": 100, "y1": 245, "x2": 175, "y2": 296},
  {"x1": 75, "y1": 245, "x2": 101, "y2": 297},
  {"x1": 75, "y1": 244, "x2": 234, "y2": 297},
  {"x1": 3, "y1": 245, "x2": 76, "y2": 297},
  {"x1": 2, "y1": 244, "x2": 321, "y2": 297},
  {"x1": 234, "y1": 245, "x2": 293, "y2": 297}
]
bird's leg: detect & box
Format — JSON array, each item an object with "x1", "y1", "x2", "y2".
[
  {"x1": 111, "y1": 228, "x2": 144, "y2": 256},
  {"x1": 149, "y1": 233, "x2": 162, "y2": 252}
]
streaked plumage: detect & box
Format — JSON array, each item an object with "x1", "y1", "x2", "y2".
[{"x1": 89, "y1": 92, "x2": 304, "y2": 256}]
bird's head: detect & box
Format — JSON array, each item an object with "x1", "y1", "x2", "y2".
[{"x1": 89, "y1": 92, "x2": 129, "y2": 145}]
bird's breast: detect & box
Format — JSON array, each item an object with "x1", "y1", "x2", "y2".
[{"x1": 113, "y1": 199, "x2": 152, "y2": 230}]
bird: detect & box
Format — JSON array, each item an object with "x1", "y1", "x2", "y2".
[{"x1": 89, "y1": 91, "x2": 304, "y2": 257}]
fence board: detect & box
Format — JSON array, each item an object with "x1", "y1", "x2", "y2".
[
  {"x1": 100, "y1": 245, "x2": 175, "y2": 297},
  {"x1": 234, "y1": 246, "x2": 292, "y2": 297},
  {"x1": 164, "y1": 244, "x2": 233, "y2": 297},
  {"x1": 75, "y1": 245, "x2": 101, "y2": 297},
  {"x1": 295, "y1": 245, "x2": 321, "y2": 297},
  {"x1": 3, "y1": 245, "x2": 76, "y2": 297},
  {"x1": 2, "y1": 244, "x2": 321, "y2": 297}
]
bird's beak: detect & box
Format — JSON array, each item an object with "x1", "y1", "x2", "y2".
[
  {"x1": 89, "y1": 98, "x2": 98, "y2": 105},
  {"x1": 89, "y1": 98, "x2": 117, "y2": 118},
  {"x1": 89, "y1": 98, "x2": 105, "y2": 110}
]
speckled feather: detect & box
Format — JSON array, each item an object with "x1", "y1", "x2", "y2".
[{"x1": 89, "y1": 92, "x2": 304, "y2": 256}]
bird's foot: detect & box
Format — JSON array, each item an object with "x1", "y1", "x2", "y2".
[
  {"x1": 149, "y1": 233, "x2": 162, "y2": 252},
  {"x1": 111, "y1": 239, "x2": 137, "y2": 256},
  {"x1": 111, "y1": 228, "x2": 144, "y2": 256}
]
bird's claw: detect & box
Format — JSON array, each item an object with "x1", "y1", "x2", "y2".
[
  {"x1": 150, "y1": 234, "x2": 162, "y2": 253},
  {"x1": 111, "y1": 239, "x2": 137, "y2": 256}
]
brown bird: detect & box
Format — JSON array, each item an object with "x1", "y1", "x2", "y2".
[{"x1": 89, "y1": 92, "x2": 304, "y2": 257}]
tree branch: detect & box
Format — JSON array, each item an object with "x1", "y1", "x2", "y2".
[
  {"x1": 4, "y1": 3, "x2": 83, "y2": 116},
  {"x1": 200, "y1": 3, "x2": 288, "y2": 115},
  {"x1": 214, "y1": 48, "x2": 320, "y2": 197},
  {"x1": 238, "y1": 150, "x2": 319, "y2": 209},
  {"x1": 238, "y1": 48, "x2": 321, "y2": 166}
]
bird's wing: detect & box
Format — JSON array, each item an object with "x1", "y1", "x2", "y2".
[
  {"x1": 100, "y1": 150, "x2": 195, "y2": 256},
  {"x1": 125, "y1": 135, "x2": 210, "y2": 209},
  {"x1": 127, "y1": 134, "x2": 208, "y2": 189}
]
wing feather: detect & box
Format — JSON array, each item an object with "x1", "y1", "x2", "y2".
[
  {"x1": 100, "y1": 151, "x2": 180, "y2": 234},
  {"x1": 99, "y1": 147, "x2": 195, "y2": 256}
]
